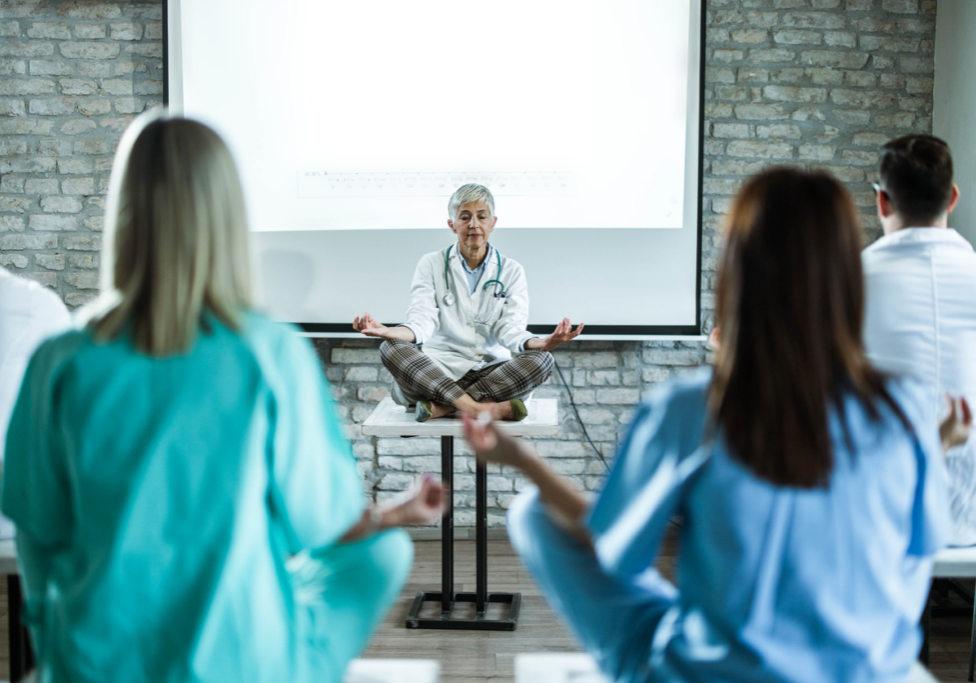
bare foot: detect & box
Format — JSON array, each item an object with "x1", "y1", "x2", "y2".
[{"x1": 429, "y1": 402, "x2": 456, "y2": 419}]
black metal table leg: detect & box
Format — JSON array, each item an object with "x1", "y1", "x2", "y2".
[
  {"x1": 440, "y1": 435, "x2": 454, "y2": 614},
  {"x1": 9, "y1": 574, "x2": 33, "y2": 682},
  {"x1": 405, "y1": 434, "x2": 520, "y2": 631},
  {"x1": 476, "y1": 458, "x2": 488, "y2": 614}
]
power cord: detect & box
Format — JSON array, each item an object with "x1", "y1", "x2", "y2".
[{"x1": 552, "y1": 359, "x2": 611, "y2": 472}]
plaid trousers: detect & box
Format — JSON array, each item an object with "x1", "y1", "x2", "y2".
[{"x1": 379, "y1": 339, "x2": 554, "y2": 407}]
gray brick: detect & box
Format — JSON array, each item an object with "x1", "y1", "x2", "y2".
[
  {"x1": 75, "y1": 61, "x2": 111, "y2": 78},
  {"x1": 76, "y1": 98, "x2": 112, "y2": 116},
  {"x1": 1, "y1": 157, "x2": 56, "y2": 173},
  {"x1": 0, "y1": 216, "x2": 25, "y2": 232},
  {"x1": 0, "y1": 59, "x2": 27, "y2": 75},
  {"x1": 74, "y1": 24, "x2": 107, "y2": 39},
  {"x1": 756, "y1": 123, "x2": 802, "y2": 139},
  {"x1": 882, "y1": 0, "x2": 918, "y2": 12},
  {"x1": 62, "y1": 177, "x2": 95, "y2": 195},
  {"x1": 59, "y1": 78, "x2": 97, "y2": 95},
  {"x1": 798, "y1": 144, "x2": 835, "y2": 161},
  {"x1": 22, "y1": 272, "x2": 56, "y2": 288},
  {"x1": 62, "y1": 233, "x2": 101, "y2": 251},
  {"x1": 0, "y1": 139, "x2": 28, "y2": 154},
  {"x1": 875, "y1": 112, "x2": 915, "y2": 128},
  {"x1": 726, "y1": 140, "x2": 794, "y2": 159},
  {"x1": 65, "y1": 291, "x2": 97, "y2": 307},
  {"x1": 110, "y1": 22, "x2": 143, "y2": 41},
  {"x1": 763, "y1": 85, "x2": 827, "y2": 102},
  {"x1": 114, "y1": 97, "x2": 144, "y2": 114},
  {"x1": 748, "y1": 49, "x2": 795, "y2": 63},
  {"x1": 24, "y1": 178, "x2": 59, "y2": 194},
  {"x1": 773, "y1": 30, "x2": 822, "y2": 45},
  {"x1": 899, "y1": 56, "x2": 933, "y2": 74},
  {"x1": 1, "y1": 232, "x2": 57, "y2": 249},
  {"x1": 40, "y1": 196, "x2": 82, "y2": 213},
  {"x1": 712, "y1": 122, "x2": 752, "y2": 138},
  {"x1": 824, "y1": 32, "x2": 856, "y2": 47},
  {"x1": 64, "y1": 271, "x2": 98, "y2": 289},
  {"x1": 27, "y1": 23, "x2": 70, "y2": 39},
  {"x1": 731, "y1": 29, "x2": 768, "y2": 44},
  {"x1": 0, "y1": 254, "x2": 28, "y2": 268},
  {"x1": 29, "y1": 59, "x2": 71, "y2": 76},
  {"x1": 0, "y1": 197, "x2": 33, "y2": 213},
  {"x1": 0, "y1": 39, "x2": 54, "y2": 58},
  {"x1": 860, "y1": 36, "x2": 919, "y2": 52},
  {"x1": 800, "y1": 50, "x2": 869, "y2": 68},
  {"x1": 781, "y1": 12, "x2": 847, "y2": 29},
  {"x1": 29, "y1": 214, "x2": 76, "y2": 230},
  {"x1": 734, "y1": 103, "x2": 789, "y2": 120},
  {"x1": 57, "y1": 158, "x2": 93, "y2": 174},
  {"x1": 35, "y1": 252, "x2": 64, "y2": 270},
  {"x1": 29, "y1": 97, "x2": 76, "y2": 115},
  {"x1": 0, "y1": 77, "x2": 54, "y2": 95},
  {"x1": 59, "y1": 42, "x2": 120, "y2": 60},
  {"x1": 0, "y1": 22, "x2": 20, "y2": 38},
  {"x1": 61, "y1": 118, "x2": 97, "y2": 135},
  {"x1": 100, "y1": 78, "x2": 132, "y2": 95}
]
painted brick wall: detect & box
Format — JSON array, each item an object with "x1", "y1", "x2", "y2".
[
  {"x1": 0, "y1": 0, "x2": 162, "y2": 305},
  {"x1": 0, "y1": 0, "x2": 937, "y2": 525}
]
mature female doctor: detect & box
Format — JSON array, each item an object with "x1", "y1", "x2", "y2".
[{"x1": 354, "y1": 183, "x2": 583, "y2": 421}]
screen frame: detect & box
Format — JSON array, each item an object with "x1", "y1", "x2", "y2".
[{"x1": 163, "y1": 0, "x2": 707, "y2": 339}]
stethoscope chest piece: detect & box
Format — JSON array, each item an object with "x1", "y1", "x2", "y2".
[{"x1": 443, "y1": 292, "x2": 456, "y2": 307}]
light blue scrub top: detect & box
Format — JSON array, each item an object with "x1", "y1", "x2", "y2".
[
  {"x1": 2, "y1": 313, "x2": 366, "y2": 682},
  {"x1": 587, "y1": 369, "x2": 949, "y2": 683}
]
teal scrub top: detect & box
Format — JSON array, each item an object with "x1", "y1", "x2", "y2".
[{"x1": 2, "y1": 313, "x2": 366, "y2": 682}]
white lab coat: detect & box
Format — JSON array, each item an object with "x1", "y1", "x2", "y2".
[
  {"x1": 862, "y1": 227, "x2": 976, "y2": 546},
  {"x1": 400, "y1": 244, "x2": 536, "y2": 386},
  {"x1": 0, "y1": 266, "x2": 71, "y2": 538}
]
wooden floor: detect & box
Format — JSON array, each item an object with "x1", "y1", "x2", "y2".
[{"x1": 0, "y1": 537, "x2": 972, "y2": 682}]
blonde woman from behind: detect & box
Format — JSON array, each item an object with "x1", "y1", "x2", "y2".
[{"x1": 1, "y1": 111, "x2": 444, "y2": 683}]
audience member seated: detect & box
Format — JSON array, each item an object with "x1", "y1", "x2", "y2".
[
  {"x1": 0, "y1": 263, "x2": 70, "y2": 540},
  {"x1": 353, "y1": 183, "x2": 582, "y2": 422},
  {"x1": 1, "y1": 111, "x2": 445, "y2": 683},
  {"x1": 863, "y1": 134, "x2": 976, "y2": 546},
  {"x1": 463, "y1": 168, "x2": 968, "y2": 683}
]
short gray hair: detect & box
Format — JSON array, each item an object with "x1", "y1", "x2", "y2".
[{"x1": 448, "y1": 183, "x2": 495, "y2": 219}]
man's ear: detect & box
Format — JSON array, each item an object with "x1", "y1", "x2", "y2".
[
  {"x1": 947, "y1": 183, "x2": 961, "y2": 214},
  {"x1": 877, "y1": 190, "x2": 896, "y2": 219}
]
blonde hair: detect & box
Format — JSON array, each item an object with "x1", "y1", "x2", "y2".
[{"x1": 93, "y1": 110, "x2": 252, "y2": 355}]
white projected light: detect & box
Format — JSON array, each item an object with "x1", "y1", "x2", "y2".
[{"x1": 170, "y1": 0, "x2": 704, "y2": 334}]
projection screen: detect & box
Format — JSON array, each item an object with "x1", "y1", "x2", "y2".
[{"x1": 165, "y1": 0, "x2": 704, "y2": 337}]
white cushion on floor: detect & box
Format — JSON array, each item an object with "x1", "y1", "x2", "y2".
[
  {"x1": 515, "y1": 653, "x2": 608, "y2": 683},
  {"x1": 344, "y1": 659, "x2": 439, "y2": 683},
  {"x1": 515, "y1": 653, "x2": 939, "y2": 682}
]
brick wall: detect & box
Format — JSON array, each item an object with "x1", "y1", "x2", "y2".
[
  {"x1": 0, "y1": 0, "x2": 162, "y2": 306},
  {"x1": 0, "y1": 0, "x2": 938, "y2": 525}
]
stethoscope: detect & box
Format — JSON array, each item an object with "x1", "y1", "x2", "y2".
[{"x1": 441, "y1": 244, "x2": 507, "y2": 309}]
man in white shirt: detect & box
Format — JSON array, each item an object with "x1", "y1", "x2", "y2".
[
  {"x1": 862, "y1": 134, "x2": 976, "y2": 545},
  {"x1": 353, "y1": 184, "x2": 583, "y2": 422},
  {"x1": 0, "y1": 265, "x2": 71, "y2": 537}
]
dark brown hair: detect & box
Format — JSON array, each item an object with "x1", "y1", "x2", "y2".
[
  {"x1": 879, "y1": 134, "x2": 954, "y2": 226},
  {"x1": 710, "y1": 167, "x2": 910, "y2": 488}
]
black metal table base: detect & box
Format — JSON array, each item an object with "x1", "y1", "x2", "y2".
[
  {"x1": 406, "y1": 591, "x2": 521, "y2": 631},
  {"x1": 405, "y1": 435, "x2": 521, "y2": 631}
]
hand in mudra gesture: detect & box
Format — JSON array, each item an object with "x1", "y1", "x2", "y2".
[
  {"x1": 353, "y1": 313, "x2": 391, "y2": 339},
  {"x1": 542, "y1": 318, "x2": 585, "y2": 351}
]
